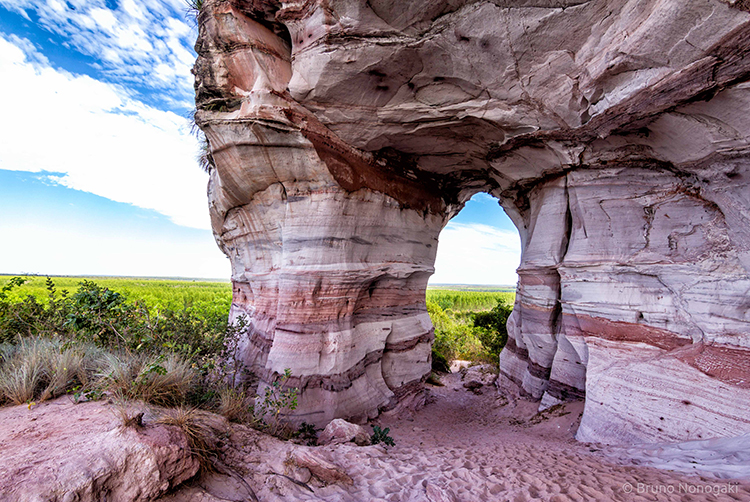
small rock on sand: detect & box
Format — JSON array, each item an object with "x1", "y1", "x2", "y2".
[{"x1": 317, "y1": 418, "x2": 370, "y2": 446}]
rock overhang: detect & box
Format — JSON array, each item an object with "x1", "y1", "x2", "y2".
[{"x1": 194, "y1": 0, "x2": 750, "y2": 443}]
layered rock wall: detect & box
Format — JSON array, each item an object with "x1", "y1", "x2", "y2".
[{"x1": 195, "y1": 0, "x2": 750, "y2": 443}]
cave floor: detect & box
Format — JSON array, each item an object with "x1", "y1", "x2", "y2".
[{"x1": 166, "y1": 371, "x2": 750, "y2": 502}]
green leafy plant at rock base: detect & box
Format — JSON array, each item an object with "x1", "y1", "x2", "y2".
[
  {"x1": 0, "y1": 276, "x2": 229, "y2": 365},
  {"x1": 254, "y1": 368, "x2": 299, "y2": 437},
  {"x1": 294, "y1": 422, "x2": 319, "y2": 446},
  {"x1": 371, "y1": 425, "x2": 395, "y2": 447}
]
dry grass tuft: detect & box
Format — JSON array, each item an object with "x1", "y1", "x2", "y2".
[
  {"x1": 108, "y1": 397, "x2": 147, "y2": 428},
  {"x1": 157, "y1": 406, "x2": 218, "y2": 474},
  {"x1": 0, "y1": 337, "x2": 197, "y2": 407},
  {"x1": 217, "y1": 385, "x2": 254, "y2": 423},
  {"x1": 99, "y1": 353, "x2": 196, "y2": 406},
  {"x1": 0, "y1": 338, "x2": 104, "y2": 405}
]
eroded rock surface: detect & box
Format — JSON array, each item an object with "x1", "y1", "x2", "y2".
[
  {"x1": 0, "y1": 399, "x2": 199, "y2": 502},
  {"x1": 195, "y1": 0, "x2": 750, "y2": 443}
]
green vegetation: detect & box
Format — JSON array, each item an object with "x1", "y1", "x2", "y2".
[
  {"x1": 473, "y1": 301, "x2": 513, "y2": 359},
  {"x1": 371, "y1": 425, "x2": 395, "y2": 446},
  {"x1": 0, "y1": 275, "x2": 303, "y2": 436},
  {"x1": 0, "y1": 275, "x2": 514, "y2": 437},
  {"x1": 0, "y1": 275, "x2": 231, "y2": 319},
  {"x1": 186, "y1": 0, "x2": 204, "y2": 15},
  {"x1": 426, "y1": 288, "x2": 515, "y2": 367},
  {"x1": 0, "y1": 277, "x2": 230, "y2": 370},
  {"x1": 254, "y1": 368, "x2": 299, "y2": 436},
  {"x1": 426, "y1": 288, "x2": 514, "y2": 312}
]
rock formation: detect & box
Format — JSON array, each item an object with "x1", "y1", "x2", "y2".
[
  {"x1": 0, "y1": 399, "x2": 199, "y2": 502},
  {"x1": 194, "y1": 0, "x2": 750, "y2": 443}
]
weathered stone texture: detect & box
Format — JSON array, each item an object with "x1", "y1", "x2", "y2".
[
  {"x1": 0, "y1": 400, "x2": 199, "y2": 502},
  {"x1": 195, "y1": 0, "x2": 750, "y2": 443}
]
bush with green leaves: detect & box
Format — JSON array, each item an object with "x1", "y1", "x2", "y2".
[
  {"x1": 371, "y1": 425, "x2": 395, "y2": 446},
  {"x1": 0, "y1": 277, "x2": 240, "y2": 410},
  {"x1": 0, "y1": 277, "x2": 228, "y2": 366},
  {"x1": 0, "y1": 277, "x2": 307, "y2": 439},
  {"x1": 427, "y1": 298, "x2": 513, "y2": 365},
  {"x1": 254, "y1": 368, "x2": 299, "y2": 436},
  {"x1": 472, "y1": 300, "x2": 512, "y2": 359},
  {"x1": 427, "y1": 301, "x2": 485, "y2": 362}
]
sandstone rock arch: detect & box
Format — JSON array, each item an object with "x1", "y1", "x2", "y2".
[{"x1": 194, "y1": 0, "x2": 750, "y2": 444}]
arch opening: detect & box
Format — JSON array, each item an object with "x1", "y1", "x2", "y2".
[{"x1": 426, "y1": 193, "x2": 520, "y2": 375}]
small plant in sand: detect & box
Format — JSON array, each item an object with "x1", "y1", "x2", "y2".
[
  {"x1": 254, "y1": 368, "x2": 298, "y2": 436},
  {"x1": 426, "y1": 372, "x2": 444, "y2": 386},
  {"x1": 294, "y1": 422, "x2": 319, "y2": 446},
  {"x1": 371, "y1": 425, "x2": 395, "y2": 447}
]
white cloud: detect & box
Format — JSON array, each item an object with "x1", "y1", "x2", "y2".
[
  {"x1": 0, "y1": 218, "x2": 230, "y2": 279},
  {"x1": 0, "y1": 0, "x2": 197, "y2": 106},
  {"x1": 0, "y1": 34, "x2": 210, "y2": 229},
  {"x1": 431, "y1": 222, "x2": 521, "y2": 285}
]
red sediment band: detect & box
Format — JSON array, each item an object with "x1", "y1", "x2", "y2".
[
  {"x1": 273, "y1": 311, "x2": 424, "y2": 335},
  {"x1": 247, "y1": 327, "x2": 273, "y2": 354},
  {"x1": 502, "y1": 337, "x2": 552, "y2": 380},
  {"x1": 275, "y1": 102, "x2": 446, "y2": 214},
  {"x1": 515, "y1": 301, "x2": 560, "y2": 325},
  {"x1": 528, "y1": 361, "x2": 552, "y2": 380},
  {"x1": 504, "y1": 336, "x2": 528, "y2": 360},
  {"x1": 565, "y1": 313, "x2": 750, "y2": 388},
  {"x1": 391, "y1": 377, "x2": 428, "y2": 400},
  {"x1": 673, "y1": 342, "x2": 750, "y2": 389},
  {"x1": 497, "y1": 367, "x2": 534, "y2": 398},
  {"x1": 562, "y1": 312, "x2": 691, "y2": 351},
  {"x1": 516, "y1": 269, "x2": 561, "y2": 287},
  {"x1": 254, "y1": 331, "x2": 432, "y2": 394},
  {"x1": 262, "y1": 349, "x2": 385, "y2": 393}
]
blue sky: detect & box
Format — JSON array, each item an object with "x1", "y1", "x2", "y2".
[{"x1": 0, "y1": 0, "x2": 520, "y2": 285}]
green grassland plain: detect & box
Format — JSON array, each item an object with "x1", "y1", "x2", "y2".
[
  {"x1": 1, "y1": 276, "x2": 515, "y2": 315},
  {"x1": 0, "y1": 275, "x2": 232, "y2": 317},
  {"x1": 0, "y1": 275, "x2": 515, "y2": 366}
]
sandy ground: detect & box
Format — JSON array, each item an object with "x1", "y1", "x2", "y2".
[{"x1": 163, "y1": 370, "x2": 750, "y2": 502}]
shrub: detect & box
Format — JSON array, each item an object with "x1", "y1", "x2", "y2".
[
  {"x1": 371, "y1": 425, "x2": 395, "y2": 446},
  {"x1": 428, "y1": 301, "x2": 485, "y2": 362},
  {"x1": 472, "y1": 300, "x2": 512, "y2": 358},
  {"x1": 0, "y1": 277, "x2": 232, "y2": 373},
  {"x1": 254, "y1": 368, "x2": 298, "y2": 436},
  {"x1": 431, "y1": 349, "x2": 451, "y2": 373},
  {"x1": 426, "y1": 297, "x2": 514, "y2": 364}
]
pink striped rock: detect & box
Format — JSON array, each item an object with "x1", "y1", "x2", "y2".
[{"x1": 194, "y1": 0, "x2": 750, "y2": 444}]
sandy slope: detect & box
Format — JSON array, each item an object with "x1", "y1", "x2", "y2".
[{"x1": 164, "y1": 370, "x2": 750, "y2": 502}]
